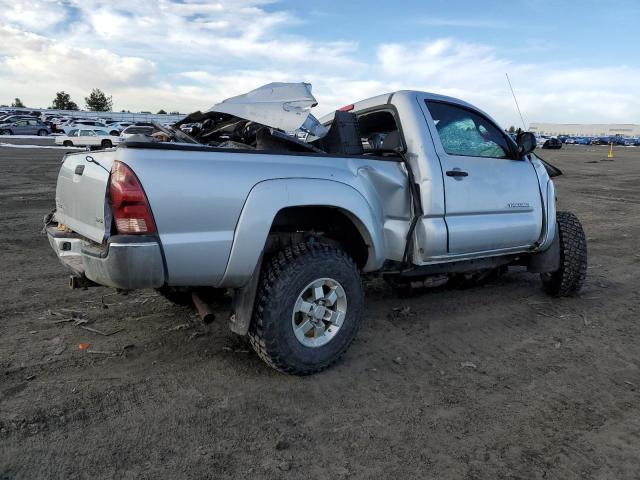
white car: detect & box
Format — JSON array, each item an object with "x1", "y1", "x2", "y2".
[
  {"x1": 107, "y1": 121, "x2": 134, "y2": 136},
  {"x1": 54, "y1": 128, "x2": 120, "y2": 148},
  {"x1": 61, "y1": 120, "x2": 108, "y2": 134}
]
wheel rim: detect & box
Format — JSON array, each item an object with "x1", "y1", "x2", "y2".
[{"x1": 291, "y1": 278, "x2": 347, "y2": 348}]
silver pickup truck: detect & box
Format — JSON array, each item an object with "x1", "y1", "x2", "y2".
[{"x1": 46, "y1": 86, "x2": 587, "y2": 375}]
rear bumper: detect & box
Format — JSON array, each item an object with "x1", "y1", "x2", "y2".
[{"x1": 47, "y1": 227, "x2": 165, "y2": 289}]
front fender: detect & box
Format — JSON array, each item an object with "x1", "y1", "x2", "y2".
[
  {"x1": 219, "y1": 178, "x2": 385, "y2": 287},
  {"x1": 530, "y1": 155, "x2": 557, "y2": 251}
]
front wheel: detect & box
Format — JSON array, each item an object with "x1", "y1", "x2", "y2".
[
  {"x1": 0, "y1": 129, "x2": 12, "y2": 135},
  {"x1": 541, "y1": 211, "x2": 587, "y2": 296},
  {"x1": 37, "y1": 129, "x2": 48, "y2": 136},
  {"x1": 101, "y1": 139, "x2": 113, "y2": 148},
  {"x1": 249, "y1": 243, "x2": 364, "y2": 375},
  {"x1": 63, "y1": 140, "x2": 73, "y2": 147}
]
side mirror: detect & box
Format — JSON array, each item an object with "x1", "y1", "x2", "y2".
[{"x1": 516, "y1": 131, "x2": 536, "y2": 157}]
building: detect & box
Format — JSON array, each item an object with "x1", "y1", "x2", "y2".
[{"x1": 528, "y1": 123, "x2": 640, "y2": 137}]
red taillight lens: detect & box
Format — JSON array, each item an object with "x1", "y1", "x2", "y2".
[
  {"x1": 109, "y1": 161, "x2": 156, "y2": 234},
  {"x1": 338, "y1": 104, "x2": 354, "y2": 112}
]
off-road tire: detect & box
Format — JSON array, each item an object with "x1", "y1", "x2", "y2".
[
  {"x1": 541, "y1": 211, "x2": 587, "y2": 296},
  {"x1": 248, "y1": 242, "x2": 364, "y2": 375}
]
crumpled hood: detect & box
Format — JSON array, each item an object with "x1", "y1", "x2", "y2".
[{"x1": 206, "y1": 82, "x2": 328, "y2": 137}]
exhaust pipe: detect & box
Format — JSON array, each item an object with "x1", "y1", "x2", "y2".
[
  {"x1": 69, "y1": 275, "x2": 98, "y2": 289},
  {"x1": 191, "y1": 291, "x2": 216, "y2": 324}
]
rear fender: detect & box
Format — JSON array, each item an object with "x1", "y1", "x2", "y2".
[{"x1": 220, "y1": 178, "x2": 384, "y2": 288}]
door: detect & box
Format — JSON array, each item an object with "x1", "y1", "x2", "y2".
[
  {"x1": 14, "y1": 120, "x2": 29, "y2": 134},
  {"x1": 79, "y1": 129, "x2": 97, "y2": 145},
  {"x1": 423, "y1": 100, "x2": 543, "y2": 255},
  {"x1": 26, "y1": 120, "x2": 39, "y2": 135}
]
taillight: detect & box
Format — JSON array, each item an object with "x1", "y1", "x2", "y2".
[
  {"x1": 338, "y1": 104, "x2": 354, "y2": 112},
  {"x1": 109, "y1": 161, "x2": 156, "y2": 234}
]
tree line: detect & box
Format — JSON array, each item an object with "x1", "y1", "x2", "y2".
[{"x1": 9, "y1": 89, "x2": 176, "y2": 115}]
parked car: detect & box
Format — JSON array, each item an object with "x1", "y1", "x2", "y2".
[
  {"x1": 54, "y1": 128, "x2": 120, "y2": 148},
  {"x1": 119, "y1": 125, "x2": 154, "y2": 139},
  {"x1": 107, "y1": 122, "x2": 134, "y2": 136},
  {"x1": 62, "y1": 120, "x2": 108, "y2": 134},
  {"x1": 0, "y1": 115, "x2": 34, "y2": 124},
  {"x1": 46, "y1": 85, "x2": 586, "y2": 375},
  {"x1": 0, "y1": 119, "x2": 51, "y2": 136},
  {"x1": 575, "y1": 137, "x2": 591, "y2": 145},
  {"x1": 542, "y1": 137, "x2": 562, "y2": 149},
  {"x1": 564, "y1": 137, "x2": 576, "y2": 144}
]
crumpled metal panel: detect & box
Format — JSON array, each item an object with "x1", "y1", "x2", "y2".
[{"x1": 207, "y1": 82, "x2": 328, "y2": 137}]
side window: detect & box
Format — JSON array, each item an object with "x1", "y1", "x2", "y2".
[
  {"x1": 426, "y1": 101, "x2": 512, "y2": 159},
  {"x1": 80, "y1": 130, "x2": 95, "y2": 136},
  {"x1": 357, "y1": 110, "x2": 403, "y2": 152}
]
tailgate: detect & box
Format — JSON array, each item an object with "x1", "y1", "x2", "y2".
[{"x1": 55, "y1": 151, "x2": 116, "y2": 242}]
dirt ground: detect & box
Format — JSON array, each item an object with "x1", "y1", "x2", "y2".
[{"x1": 1, "y1": 141, "x2": 639, "y2": 479}]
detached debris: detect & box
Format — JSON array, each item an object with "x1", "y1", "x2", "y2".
[
  {"x1": 79, "y1": 326, "x2": 124, "y2": 337},
  {"x1": 388, "y1": 306, "x2": 416, "y2": 320}
]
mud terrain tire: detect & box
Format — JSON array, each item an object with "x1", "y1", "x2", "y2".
[
  {"x1": 249, "y1": 243, "x2": 363, "y2": 375},
  {"x1": 541, "y1": 211, "x2": 587, "y2": 296}
]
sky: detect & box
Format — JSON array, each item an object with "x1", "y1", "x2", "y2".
[{"x1": 0, "y1": 0, "x2": 638, "y2": 127}]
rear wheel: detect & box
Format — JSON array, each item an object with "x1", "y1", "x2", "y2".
[
  {"x1": 0, "y1": 129, "x2": 12, "y2": 135},
  {"x1": 249, "y1": 242, "x2": 364, "y2": 375},
  {"x1": 63, "y1": 140, "x2": 73, "y2": 147},
  {"x1": 541, "y1": 211, "x2": 587, "y2": 296},
  {"x1": 37, "y1": 129, "x2": 48, "y2": 136}
]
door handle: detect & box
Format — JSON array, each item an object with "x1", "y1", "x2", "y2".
[{"x1": 446, "y1": 169, "x2": 468, "y2": 178}]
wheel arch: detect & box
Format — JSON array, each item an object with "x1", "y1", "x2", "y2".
[{"x1": 220, "y1": 178, "x2": 385, "y2": 288}]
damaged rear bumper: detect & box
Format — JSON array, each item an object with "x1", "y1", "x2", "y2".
[{"x1": 47, "y1": 227, "x2": 165, "y2": 289}]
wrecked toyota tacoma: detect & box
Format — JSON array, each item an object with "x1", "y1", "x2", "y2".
[{"x1": 45, "y1": 83, "x2": 587, "y2": 375}]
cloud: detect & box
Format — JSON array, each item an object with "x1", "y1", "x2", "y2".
[
  {"x1": 0, "y1": 0, "x2": 67, "y2": 31},
  {"x1": 0, "y1": 1, "x2": 638, "y2": 126},
  {"x1": 373, "y1": 39, "x2": 640, "y2": 126},
  {"x1": 0, "y1": 27, "x2": 154, "y2": 86}
]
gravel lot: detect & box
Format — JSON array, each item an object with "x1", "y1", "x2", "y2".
[{"x1": 1, "y1": 142, "x2": 639, "y2": 479}]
